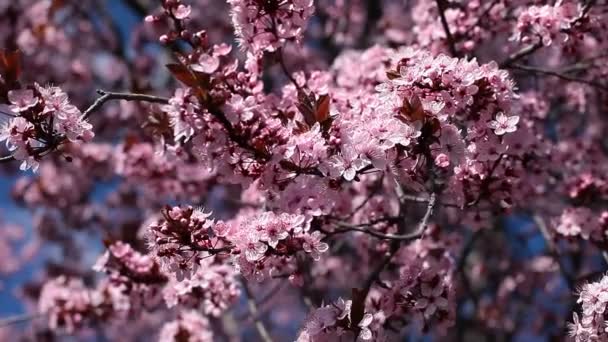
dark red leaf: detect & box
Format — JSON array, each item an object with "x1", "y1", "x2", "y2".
[
  {"x1": 0, "y1": 50, "x2": 21, "y2": 83},
  {"x1": 314, "y1": 94, "x2": 331, "y2": 123},
  {"x1": 166, "y1": 63, "x2": 198, "y2": 87}
]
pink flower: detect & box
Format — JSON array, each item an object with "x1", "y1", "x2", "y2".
[
  {"x1": 146, "y1": 206, "x2": 220, "y2": 280},
  {"x1": 171, "y1": 4, "x2": 191, "y2": 20},
  {"x1": 38, "y1": 276, "x2": 93, "y2": 333},
  {"x1": 439, "y1": 124, "x2": 466, "y2": 166},
  {"x1": 8, "y1": 89, "x2": 38, "y2": 112},
  {"x1": 488, "y1": 113, "x2": 519, "y2": 136},
  {"x1": 302, "y1": 231, "x2": 329, "y2": 260},
  {"x1": 358, "y1": 313, "x2": 374, "y2": 340},
  {"x1": 228, "y1": 0, "x2": 315, "y2": 55},
  {"x1": 415, "y1": 282, "x2": 449, "y2": 318},
  {"x1": 243, "y1": 240, "x2": 268, "y2": 262},
  {"x1": 35, "y1": 84, "x2": 95, "y2": 142},
  {"x1": 325, "y1": 147, "x2": 371, "y2": 181},
  {"x1": 159, "y1": 310, "x2": 214, "y2": 342},
  {"x1": 191, "y1": 54, "x2": 220, "y2": 74},
  {"x1": 162, "y1": 88, "x2": 202, "y2": 141},
  {"x1": 0, "y1": 117, "x2": 40, "y2": 171}
]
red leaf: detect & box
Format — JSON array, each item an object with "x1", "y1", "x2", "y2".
[
  {"x1": 314, "y1": 94, "x2": 331, "y2": 123},
  {"x1": 0, "y1": 50, "x2": 21, "y2": 83},
  {"x1": 166, "y1": 63, "x2": 198, "y2": 87},
  {"x1": 398, "y1": 95, "x2": 426, "y2": 122}
]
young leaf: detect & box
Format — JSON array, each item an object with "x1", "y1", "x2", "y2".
[
  {"x1": 314, "y1": 94, "x2": 331, "y2": 123},
  {"x1": 166, "y1": 64, "x2": 198, "y2": 87},
  {"x1": 398, "y1": 95, "x2": 426, "y2": 122},
  {"x1": 0, "y1": 50, "x2": 21, "y2": 83}
]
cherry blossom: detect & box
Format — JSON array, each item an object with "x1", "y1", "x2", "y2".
[
  {"x1": 0, "y1": 0, "x2": 606, "y2": 341},
  {"x1": 488, "y1": 113, "x2": 519, "y2": 136}
]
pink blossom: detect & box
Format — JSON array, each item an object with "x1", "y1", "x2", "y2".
[
  {"x1": 159, "y1": 310, "x2": 214, "y2": 342},
  {"x1": 0, "y1": 117, "x2": 40, "y2": 171},
  {"x1": 302, "y1": 231, "x2": 329, "y2": 260},
  {"x1": 7, "y1": 89, "x2": 38, "y2": 112},
  {"x1": 488, "y1": 113, "x2": 519, "y2": 136},
  {"x1": 172, "y1": 4, "x2": 191, "y2": 20}
]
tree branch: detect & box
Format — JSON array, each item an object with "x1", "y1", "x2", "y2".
[
  {"x1": 1, "y1": 90, "x2": 170, "y2": 164},
  {"x1": 510, "y1": 64, "x2": 608, "y2": 92},
  {"x1": 435, "y1": 0, "x2": 459, "y2": 57},
  {"x1": 499, "y1": 42, "x2": 543, "y2": 69},
  {"x1": 241, "y1": 279, "x2": 274, "y2": 342},
  {"x1": 335, "y1": 192, "x2": 437, "y2": 241},
  {"x1": 83, "y1": 89, "x2": 170, "y2": 120},
  {"x1": 533, "y1": 214, "x2": 575, "y2": 290},
  {"x1": 0, "y1": 313, "x2": 44, "y2": 327}
]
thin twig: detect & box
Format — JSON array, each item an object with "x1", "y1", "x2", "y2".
[
  {"x1": 0, "y1": 312, "x2": 44, "y2": 327},
  {"x1": 500, "y1": 42, "x2": 543, "y2": 69},
  {"x1": 237, "y1": 281, "x2": 287, "y2": 321},
  {"x1": 0, "y1": 90, "x2": 170, "y2": 163},
  {"x1": 83, "y1": 89, "x2": 169, "y2": 120},
  {"x1": 435, "y1": 0, "x2": 459, "y2": 57},
  {"x1": 510, "y1": 64, "x2": 608, "y2": 92},
  {"x1": 335, "y1": 192, "x2": 437, "y2": 241},
  {"x1": 241, "y1": 279, "x2": 274, "y2": 342},
  {"x1": 533, "y1": 214, "x2": 575, "y2": 290}
]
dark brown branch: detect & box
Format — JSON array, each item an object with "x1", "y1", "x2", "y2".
[
  {"x1": 499, "y1": 42, "x2": 543, "y2": 69},
  {"x1": 362, "y1": 244, "x2": 399, "y2": 297},
  {"x1": 467, "y1": 154, "x2": 504, "y2": 207},
  {"x1": 335, "y1": 192, "x2": 437, "y2": 241},
  {"x1": 510, "y1": 64, "x2": 608, "y2": 92},
  {"x1": 435, "y1": 0, "x2": 459, "y2": 57},
  {"x1": 83, "y1": 90, "x2": 170, "y2": 120}
]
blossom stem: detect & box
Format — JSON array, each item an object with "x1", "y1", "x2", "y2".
[
  {"x1": 241, "y1": 279, "x2": 274, "y2": 342},
  {"x1": 83, "y1": 90, "x2": 170, "y2": 120},
  {"x1": 510, "y1": 64, "x2": 608, "y2": 92},
  {"x1": 533, "y1": 214, "x2": 575, "y2": 290},
  {"x1": 500, "y1": 42, "x2": 543, "y2": 68},
  {"x1": 0, "y1": 312, "x2": 44, "y2": 327},
  {"x1": 335, "y1": 192, "x2": 436, "y2": 241},
  {"x1": 435, "y1": 0, "x2": 459, "y2": 57}
]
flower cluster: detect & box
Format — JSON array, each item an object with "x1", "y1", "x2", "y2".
[
  {"x1": 378, "y1": 233, "x2": 457, "y2": 335},
  {"x1": 363, "y1": 48, "x2": 520, "y2": 207},
  {"x1": 163, "y1": 258, "x2": 240, "y2": 316},
  {"x1": 93, "y1": 241, "x2": 167, "y2": 312},
  {"x1": 159, "y1": 310, "x2": 214, "y2": 342},
  {"x1": 38, "y1": 276, "x2": 96, "y2": 333},
  {"x1": 12, "y1": 0, "x2": 608, "y2": 340},
  {"x1": 0, "y1": 85, "x2": 94, "y2": 171},
  {"x1": 512, "y1": 2, "x2": 579, "y2": 46},
  {"x1": 223, "y1": 211, "x2": 328, "y2": 281},
  {"x1": 38, "y1": 274, "x2": 141, "y2": 333},
  {"x1": 297, "y1": 297, "x2": 374, "y2": 341},
  {"x1": 569, "y1": 274, "x2": 608, "y2": 341},
  {"x1": 146, "y1": 206, "x2": 224, "y2": 280},
  {"x1": 554, "y1": 207, "x2": 600, "y2": 240},
  {"x1": 228, "y1": 0, "x2": 315, "y2": 55},
  {"x1": 115, "y1": 141, "x2": 214, "y2": 200}
]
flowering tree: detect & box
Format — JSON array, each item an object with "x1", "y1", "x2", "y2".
[{"x1": 0, "y1": 0, "x2": 607, "y2": 340}]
